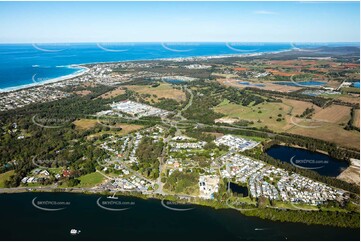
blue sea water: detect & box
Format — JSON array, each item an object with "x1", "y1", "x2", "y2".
[{"x1": 0, "y1": 42, "x2": 358, "y2": 91}]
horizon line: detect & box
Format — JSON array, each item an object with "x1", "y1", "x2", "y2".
[{"x1": 0, "y1": 41, "x2": 360, "y2": 44}]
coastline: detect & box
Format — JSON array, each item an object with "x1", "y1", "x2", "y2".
[
  {"x1": 0, "y1": 48, "x2": 291, "y2": 94},
  {"x1": 0, "y1": 65, "x2": 90, "y2": 93}
]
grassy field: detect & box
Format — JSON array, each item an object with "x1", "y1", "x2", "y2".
[
  {"x1": 288, "y1": 124, "x2": 360, "y2": 150},
  {"x1": 73, "y1": 119, "x2": 99, "y2": 130},
  {"x1": 74, "y1": 119, "x2": 144, "y2": 136},
  {"x1": 234, "y1": 134, "x2": 268, "y2": 142},
  {"x1": 281, "y1": 98, "x2": 320, "y2": 116},
  {"x1": 312, "y1": 104, "x2": 351, "y2": 124},
  {"x1": 124, "y1": 83, "x2": 185, "y2": 102},
  {"x1": 352, "y1": 109, "x2": 360, "y2": 128},
  {"x1": 77, "y1": 172, "x2": 105, "y2": 187},
  {"x1": 0, "y1": 170, "x2": 14, "y2": 188},
  {"x1": 98, "y1": 87, "x2": 126, "y2": 99},
  {"x1": 336, "y1": 95, "x2": 360, "y2": 104},
  {"x1": 202, "y1": 132, "x2": 224, "y2": 139},
  {"x1": 214, "y1": 99, "x2": 360, "y2": 149},
  {"x1": 234, "y1": 196, "x2": 257, "y2": 206},
  {"x1": 341, "y1": 87, "x2": 360, "y2": 94},
  {"x1": 214, "y1": 99, "x2": 291, "y2": 132},
  {"x1": 282, "y1": 102, "x2": 358, "y2": 149},
  {"x1": 272, "y1": 201, "x2": 300, "y2": 210},
  {"x1": 87, "y1": 123, "x2": 144, "y2": 139},
  {"x1": 48, "y1": 167, "x2": 63, "y2": 175},
  {"x1": 74, "y1": 90, "x2": 92, "y2": 96},
  {"x1": 280, "y1": 99, "x2": 360, "y2": 149}
]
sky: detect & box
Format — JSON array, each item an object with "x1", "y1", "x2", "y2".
[{"x1": 0, "y1": 1, "x2": 359, "y2": 43}]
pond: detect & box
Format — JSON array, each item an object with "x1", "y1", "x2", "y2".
[
  {"x1": 273, "y1": 81, "x2": 326, "y2": 87},
  {"x1": 163, "y1": 79, "x2": 185, "y2": 84},
  {"x1": 239, "y1": 81, "x2": 265, "y2": 87},
  {"x1": 229, "y1": 182, "x2": 249, "y2": 197},
  {"x1": 265, "y1": 145, "x2": 349, "y2": 177}
]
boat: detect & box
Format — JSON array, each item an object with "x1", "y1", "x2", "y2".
[
  {"x1": 70, "y1": 229, "x2": 80, "y2": 235},
  {"x1": 107, "y1": 192, "x2": 118, "y2": 200}
]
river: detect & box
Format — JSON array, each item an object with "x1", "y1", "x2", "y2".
[{"x1": 0, "y1": 192, "x2": 358, "y2": 240}]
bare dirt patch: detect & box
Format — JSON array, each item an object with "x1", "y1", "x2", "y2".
[
  {"x1": 353, "y1": 109, "x2": 360, "y2": 128},
  {"x1": 338, "y1": 159, "x2": 360, "y2": 185},
  {"x1": 265, "y1": 68, "x2": 301, "y2": 77},
  {"x1": 215, "y1": 117, "x2": 239, "y2": 124},
  {"x1": 234, "y1": 67, "x2": 248, "y2": 71},
  {"x1": 258, "y1": 82, "x2": 301, "y2": 93}
]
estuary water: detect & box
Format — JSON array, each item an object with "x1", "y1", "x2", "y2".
[{"x1": 0, "y1": 192, "x2": 359, "y2": 240}]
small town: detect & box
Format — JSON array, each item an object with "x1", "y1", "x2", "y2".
[{"x1": 0, "y1": 1, "x2": 359, "y2": 240}]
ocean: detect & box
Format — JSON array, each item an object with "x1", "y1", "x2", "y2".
[{"x1": 0, "y1": 42, "x2": 358, "y2": 91}]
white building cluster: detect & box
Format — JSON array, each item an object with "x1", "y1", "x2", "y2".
[
  {"x1": 199, "y1": 175, "x2": 220, "y2": 199},
  {"x1": 277, "y1": 174, "x2": 344, "y2": 205},
  {"x1": 169, "y1": 141, "x2": 207, "y2": 152},
  {"x1": 215, "y1": 135, "x2": 259, "y2": 151},
  {"x1": 220, "y1": 153, "x2": 265, "y2": 183},
  {"x1": 110, "y1": 100, "x2": 170, "y2": 118},
  {"x1": 0, "y1": 87, "x2": 69, "y2": 111},
  {"x1": 128, "y1": 132, "x2": 143, "y2": 164},
  {"x1": 219, "y1": 153, "x2": 347, "y2": 205},
  {"x1": 111, "y1": 176, "x2": 153, "y2": 192},
  {"x1": 184, "y1": 64, "x2": 212, "y2": 69}
]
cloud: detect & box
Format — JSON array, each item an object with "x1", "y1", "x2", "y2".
[{"x1": 253, "y1": 10, "x2": 278, "y2": 15}]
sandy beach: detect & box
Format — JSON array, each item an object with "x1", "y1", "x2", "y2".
[
  {"x1": 0, "y1": 65, "x2": 90, "y2": 93},
  {"x1": 0, "y1": 48, "x2": 292, "y2": 94}
]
